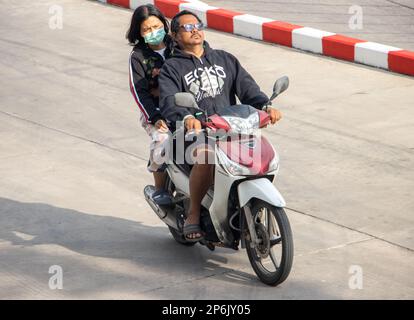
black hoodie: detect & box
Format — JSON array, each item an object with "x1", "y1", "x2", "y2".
[
  {"x1": 158, "y1": 41, "x2": 269, "y2": 130},
  {"x1": 128, "y1": 35, "x2": 173, "y2": 124}
]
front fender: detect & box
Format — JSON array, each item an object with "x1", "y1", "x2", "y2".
[{"x1": 237, "y1": 178, "x2": 286, "y2": 208}]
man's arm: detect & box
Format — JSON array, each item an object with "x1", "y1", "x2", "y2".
[
  {"x1": 159, "y1": 62, "x2": 191, "y2": 127},
  {"x1": 227, "y1": 52, "x2": 269, "y2": 110}
]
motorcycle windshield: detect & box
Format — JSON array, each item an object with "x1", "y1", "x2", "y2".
[
  {"x1": 215, "y1": 104, "x2": 258, "y2": 118},
  {"x1": 214, "y1": 104, "x2": 260, "y2": 134}
]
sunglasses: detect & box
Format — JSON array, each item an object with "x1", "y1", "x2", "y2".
[{"x1": 179, "y1": 22, "x2": 205, "y2": 32}]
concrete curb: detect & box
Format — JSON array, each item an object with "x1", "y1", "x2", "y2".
[{"x1": 98, "y1": 0, "x2": 414, "y2": 77}]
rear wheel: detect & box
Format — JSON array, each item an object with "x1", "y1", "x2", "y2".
[{"x1": 245, "y1": 200, "x2": 294, "y2": 286}]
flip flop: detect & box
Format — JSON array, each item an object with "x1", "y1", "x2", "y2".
[{"x1": 183, "y1": 223, "x2": 204, "y2": 242}]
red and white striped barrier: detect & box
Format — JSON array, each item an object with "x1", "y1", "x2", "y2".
[{"x1": 97, "y1": 0, "x2": 414, "y2": 76}]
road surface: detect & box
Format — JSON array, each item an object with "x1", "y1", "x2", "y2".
[{"x1": 0, "y1": 0, "x2": 413, "y2": 299}]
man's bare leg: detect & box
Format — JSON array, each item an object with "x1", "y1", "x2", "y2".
[{"x1": 185, "y1": 146, "x2": 214, "y2": 239}]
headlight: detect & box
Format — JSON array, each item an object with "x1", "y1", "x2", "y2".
[
  {"x1": 216, "y1": 147, "x2": 253, "y2": 176},
  {"x1": 216, "y1": 138, "x2": 279, "y2": 176}
]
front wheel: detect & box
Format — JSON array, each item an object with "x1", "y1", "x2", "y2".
[{"x1": 245, "y1": 200, "x2": 294, "y2": 286}]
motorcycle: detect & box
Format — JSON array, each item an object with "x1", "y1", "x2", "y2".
[{"x1": 144, "y1": 76, "x2": 293, "y2": 286}]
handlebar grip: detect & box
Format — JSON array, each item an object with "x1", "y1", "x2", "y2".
[{"x1": 184, "y1": 129, "x2": 206, "y2": 141}]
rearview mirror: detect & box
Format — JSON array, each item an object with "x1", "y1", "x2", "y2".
[
  {"x1": 174, "y1": 92, "x2": 199, "y2": 109},
  {"x1": 268, "y1": 76, "x2": 289, "y2": 103}
]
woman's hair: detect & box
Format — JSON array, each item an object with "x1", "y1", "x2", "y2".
[{"x1": 126, "y1": 4, "x2": 169, "y2": 45}]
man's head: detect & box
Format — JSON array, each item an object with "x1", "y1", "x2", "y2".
[{"x1": 171, "y1": 10, "x2": 205, "y2": 48}]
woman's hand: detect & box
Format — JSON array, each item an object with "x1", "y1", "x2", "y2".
[
  {"x1": 155, "y1": 119, "x2": 168, "y2": 132},
  {"x1": 151, "y1": 68, "x2": 161, "y2": 78},
  {"x1": 150, "y1": 87, "x2": 160, "y2": 97}
]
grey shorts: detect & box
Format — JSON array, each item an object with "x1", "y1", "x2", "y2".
[{"x1": 139, "y1": 113, "x2": 170, "y2": 173}]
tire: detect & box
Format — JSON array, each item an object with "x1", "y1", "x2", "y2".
[
  {"x1": 168, "y1": 226, "x2": 197, "y2": 246},
  {"x1": 245, "y1": 199, "x2": 294, "y2": 286}
]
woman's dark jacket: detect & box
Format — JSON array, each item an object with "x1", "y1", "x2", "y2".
[{"x1": 129, "y1": 35, "x2": 172, "y2": 124}]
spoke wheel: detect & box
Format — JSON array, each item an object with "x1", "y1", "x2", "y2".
[{"x1": 245, "y1": 200, "x2": 294, "y2": 286}]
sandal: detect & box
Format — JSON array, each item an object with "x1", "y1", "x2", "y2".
[
  {"x1": 183, "y1": 223, "x2": 204, "y2": 242},
  {"x1": 152, "y1": 189, "x2": 172, "y2": 206}
]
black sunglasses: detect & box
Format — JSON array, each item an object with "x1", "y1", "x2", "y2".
[{"x1": 179, "y1": 22, "x2": 205, "y2": 32}]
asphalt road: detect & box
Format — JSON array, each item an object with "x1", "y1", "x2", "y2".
[{"x1": 0, "y1": 0, "x2": 413, "y2": 299}]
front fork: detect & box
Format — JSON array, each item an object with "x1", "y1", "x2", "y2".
[{"x1": 241, "y1": 203, "x2": 261, "y2": 249}]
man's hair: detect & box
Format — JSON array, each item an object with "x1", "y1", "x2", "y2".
[{"x1": 170, "y1": 10, "x2": 202, "y2": 34}]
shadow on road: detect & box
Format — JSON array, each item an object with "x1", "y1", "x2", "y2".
[
  {"x1": 0, "y1": 197, "x2": 337, "y2": 298},
  {"x1": 0, "y1": 198, "x2": 266, "y2": 293}
]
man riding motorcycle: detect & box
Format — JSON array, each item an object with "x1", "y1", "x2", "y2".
[{"x1": 159, "y1": 10, "x2": 282, "y2": 242}]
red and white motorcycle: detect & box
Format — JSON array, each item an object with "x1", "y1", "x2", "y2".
[{"x1": 144, "y1": 76, "x2": 293, "y2": 286}]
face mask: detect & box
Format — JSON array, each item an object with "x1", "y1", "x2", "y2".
[{"x1": 143, "y1": 28, "x2": 166, "y2": 45}]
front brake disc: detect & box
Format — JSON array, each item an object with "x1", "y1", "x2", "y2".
[{"x1": 255, "y1": 223, "x2": 270, "y2": 259}]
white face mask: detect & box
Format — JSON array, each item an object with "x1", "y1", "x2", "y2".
[{"x1": 143, "y1": 28, "x2": 166, "y2": 45}]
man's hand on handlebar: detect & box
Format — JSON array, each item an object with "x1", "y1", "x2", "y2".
[
  {"x1": 184, "y1": 116, "x2": 202, "y2": 133},
  {"x1": 266, "y1": 107, "x2": 282, "y2": 125}
]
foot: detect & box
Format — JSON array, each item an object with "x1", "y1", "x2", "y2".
[
  {"x1": 151, "y1": 188, "x2": 172, "y2": 206},
  {"x1": 183, "y1": 215, "x2": 203, "y2": 241}
]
